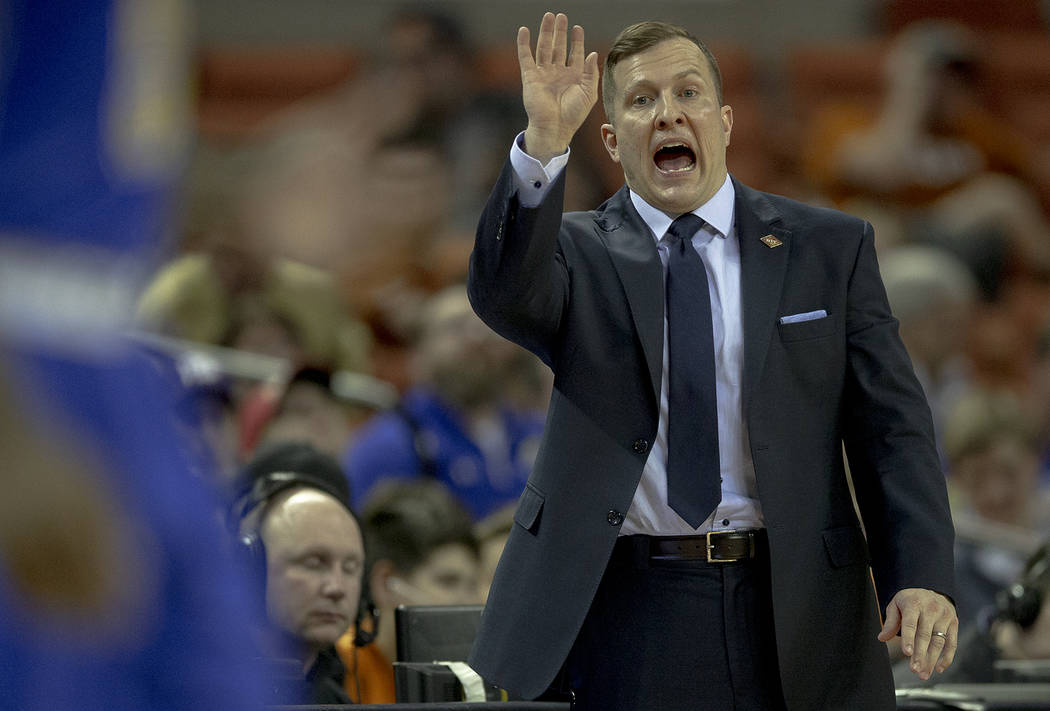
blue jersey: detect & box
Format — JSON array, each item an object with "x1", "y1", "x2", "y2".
[{"x1": 345, "y1": 387, "x2": 545, "y2": 519}]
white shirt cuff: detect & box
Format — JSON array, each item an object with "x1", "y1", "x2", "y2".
[{"x1": 509, "y1": 132, "x2": 570, "y2": 208}]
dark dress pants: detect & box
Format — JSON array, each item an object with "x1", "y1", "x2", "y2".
[{"x1": 566, "y1": 534, "x2": 786, "y2": 711}]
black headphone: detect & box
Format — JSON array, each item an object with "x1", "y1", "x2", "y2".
[
  {"x1": 231, "y1": 470, "x2": 379, "y2": 648},
  {"x1": 995, "y1": 546, "x2": 1050, "y2": 630}
]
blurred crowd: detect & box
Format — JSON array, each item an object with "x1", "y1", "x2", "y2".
[{"x1": 4, "y1": 1, "x2": 1050, "y2": 706}]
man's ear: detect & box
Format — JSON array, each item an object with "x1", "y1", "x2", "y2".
[
  {"x1": 601, "y1": 123, "x2": 620, "y2": 164},
  {"x1": 721, "y1": 105, "x2": 733, "y2": 148},
  {"x1": 368, "y1": 559, "x2": 397, "y2": 609}
]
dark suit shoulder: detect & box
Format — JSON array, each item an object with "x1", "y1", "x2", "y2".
[
  {"x1": 556, "y1": 187, "x2": 641, "y2": 253},
  {"x1": 560, "y1": 209, "x2": 601, "y2": 237},
  {"x1": 735, "y1": 179, "x2": 868, "y2": 234}
]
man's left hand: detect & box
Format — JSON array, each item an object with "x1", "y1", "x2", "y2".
[{"x1": 878, "y1": 588, "x2": 958, "y2": 680}]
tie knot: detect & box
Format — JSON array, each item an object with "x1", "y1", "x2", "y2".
[{"x1": 665, "y1": 213, "x2": 706, "y2": 245}]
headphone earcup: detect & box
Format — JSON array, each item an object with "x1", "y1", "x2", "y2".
[
  {"x1": 353, "y1": 597, "x2": 380, "y2": 647},
  {"x1": 352, "y1": 565, "x2": 378, "y2": 647},
  {"x1": 997, "y1": 582, "x2": 1042, "y2": 629}
]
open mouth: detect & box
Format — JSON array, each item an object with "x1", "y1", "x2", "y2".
[{"x1": 653, "y1": 143, "x2": 696, "y2": 174}]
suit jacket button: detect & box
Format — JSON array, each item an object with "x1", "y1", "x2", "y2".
[
  {"x1": 632, "y1": 438, "x2": 648, "y2": 453},
  {"x1": 607, "y1": 510, "x2": 624, "y2": 526}
]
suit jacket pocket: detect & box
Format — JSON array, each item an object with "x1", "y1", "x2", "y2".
[
  {"x1": 778, "y1": 313, "x2": 836, "y2": 342},
  {"x1": 514, "y1": 483, "x2": 545, "y2": 535},
  {"x1": 822, "y1": 525, "x2": 869, "y2": 568}
]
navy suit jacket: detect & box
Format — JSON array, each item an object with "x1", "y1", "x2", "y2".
[{"x1": 466, "y1": 162, "x2": 955, "y2": 709}]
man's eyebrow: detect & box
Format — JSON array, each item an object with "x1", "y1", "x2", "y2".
[
  {"x1": 672, "y1": 68, "x2": 706, "y2": 82},
  {"x1": 294, "y1": 546, "x2": 329, "y2": 558},
  {"x1": 623, "y1": 68, "x2": 707, "y2": 94}
]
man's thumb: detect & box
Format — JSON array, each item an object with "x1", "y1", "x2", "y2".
[{"x1": 877, "y1": 600, "x2": 900, "y2": 642}]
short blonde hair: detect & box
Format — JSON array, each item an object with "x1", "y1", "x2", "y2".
[{"x1": 602, "y1": 21, "x2": 723, "y2": 121}]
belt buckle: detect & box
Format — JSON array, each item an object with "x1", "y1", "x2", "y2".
[{"x1": 706, "y1": 529, "x2": 737, "y2": 563}]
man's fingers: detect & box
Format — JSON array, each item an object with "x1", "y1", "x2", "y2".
[
  {"x1": 567, "y1": 24, "x2": 585, "y2": 68},
  {"x1": 922, "y1": 615, "x2": 958, "y2": 678},
  {"x1": 917, "y1": 625, "x2": 947, "y2": 678},
  {"x1": 551, "y1": 13, "x2": 569, "y2": 66},
  {"x1": 585, "y1": 51, "x2": 600, "y2": 83},
  {"x1": 898, "y1": 599, "x2": 921, "y2": 656},
  {"x1": 935, "y1": 618, "x2": 959, "y2": 674},
  {"x1": 517, "y1": 26, "x2": 535, "y2": 72},
  {"x1": 535, "y1": 12, "x2": 555, "y2": 65},
  {"x1": 908, "y1": 597, "x2": 956, "y2": 679}
]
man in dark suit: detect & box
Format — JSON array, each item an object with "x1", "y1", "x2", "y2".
[{"x1": 467, "y1": 13, "x2": 958, "y2": 710}]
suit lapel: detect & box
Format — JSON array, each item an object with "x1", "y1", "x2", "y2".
[
  {"x1": 593, "y1": 181, "x2": 792, "y2": 409},
  {"x1": 733, "y1": 179, "x2": 791, "y2": 410},
  {"x1": 595, "y1": 187, "x2": 665, "y2": 403}
]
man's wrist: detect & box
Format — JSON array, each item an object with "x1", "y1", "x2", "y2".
[
  {"x1": 510, "y1": 132, "x2": 569, "y2": 208},
  {"x1": 522, "y1": 126, "x2": 570, "y2": 165}
]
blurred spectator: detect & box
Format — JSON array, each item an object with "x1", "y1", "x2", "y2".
[
  {"x1": 336, "y1": 480, "x2": 481, "y2": 704},
  {"x1": 1031, "y1": 326, "x2": 1050, "y2": 487},
  {"x1": 136, "y1": 238, "x2": 372, "y2": 377},
  {"x1": 168, "y1": 349, "x2": 242, "y2": 499},
  {"x1": 233, "y1": 102, "x2": 447, "y2": 340},
  {"x1": 345, "y1": 285, "x2": 548, "y2": 519},
  {"x1": 942, "y1": 389, "x2": 1050, "y2": 627},
  {"x1": 807, "y1": 20, "x2": 1047, "y2": 206},
  {"x1": 879, "y1": 244, "x2": 978, "y2": 446},
  {"x1": 896, "y1": 539, "x2": 1050, "y2": 687},
  {"x1": 247, "y1": 366, "x2": 395, "y2": 459},
  {"x1": 231, "y1": 442, "x2": 362, "y2": 704},
  {"x1": 232, "y1": 440, "x2": 354, "y2": 519},
  {"x1": 804, "y1": 20, "x2": 1050, "y2": 276},
  {"x1": 220, "y1": 6, "x2": 539, "y2": 388},
  {"x1": 220, "y1": 294, "x2": 306, "y2": 369},
  {"x1": 135, "y1": 180, "x2": 378, "y2": 452},
  {"x1": 380, "y1": 5, "x2": 528, "y2": 235},
  {"x1": 474, "y1": 503, "x2": 516, "y2": 602}
]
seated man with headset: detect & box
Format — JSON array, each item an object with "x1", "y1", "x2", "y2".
[
  {"x1": 232, "y1": 441, "x2": 377, "y2": 704},
  {"x1": 896, "y1": 539, "x2": 1050, "y2": 687}
]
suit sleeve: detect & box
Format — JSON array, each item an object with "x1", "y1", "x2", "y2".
[
  {"x1": 840, "y1": 221, "x2": 956, "y2": 611},
  {"x1": 466, "y1": 160, "x2": 571, "y2": 367}
]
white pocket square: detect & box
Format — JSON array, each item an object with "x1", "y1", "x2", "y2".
[{"x1": 779, "y1": 309, "x2": 827, "y2": 324}]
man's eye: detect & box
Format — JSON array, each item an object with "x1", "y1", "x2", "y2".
[
  {"x1": 302, "y1": 555, "x2": 325, "y2": 569},
  {"x1": 435, "y1": 573, "x2": 464, "y2": 589},
  {"x1": 632, "y1": 96, "x2": 650, "y2": 106},
  {"x1": 682, "y1": 89, "x2": 698, "y2": 98}
]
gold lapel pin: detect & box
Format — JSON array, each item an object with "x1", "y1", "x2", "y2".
[{"x1": 760, "y1": 234, "x2": 783, "y2": 248}]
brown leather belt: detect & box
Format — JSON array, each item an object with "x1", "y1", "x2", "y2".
[{"x1": 649, "y1": 529, "x2": 767, "y2": 563}]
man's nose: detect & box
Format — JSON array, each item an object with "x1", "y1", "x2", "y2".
[
  {"x1": 654, "y1": 96, "x2": 684, "y2": 129},
  {"x1": 320, "y1": 571, "x2": 348, "y2": 599}
]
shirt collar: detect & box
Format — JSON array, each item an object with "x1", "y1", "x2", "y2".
[{"x1": 629, "y1": 174, "x2": 736, "y2": 242}]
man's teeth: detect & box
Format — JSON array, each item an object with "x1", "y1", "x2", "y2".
[{"x1": 654, "y1": 143, "x2": 696, "y2": 173}]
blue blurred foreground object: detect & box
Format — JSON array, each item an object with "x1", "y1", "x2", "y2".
[{"x1": 0, "y1": 1, "x2": 271, "y2": 708}]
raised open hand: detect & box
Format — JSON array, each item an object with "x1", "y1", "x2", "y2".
[{"x1": 518, "y1": 12, "x2": 600, "y2": 164}]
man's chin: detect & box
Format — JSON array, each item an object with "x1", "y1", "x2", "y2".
[
  {"x1": 302, "y1": 623, "x2": 349, "y2": 648},
  {"x1": 646, "y1": 187, "x2": 705, "y2": 216}
]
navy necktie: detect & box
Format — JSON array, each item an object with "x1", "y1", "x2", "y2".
[{"x1": 664, "y1": 213, "x2": 721, "y2": 528}]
